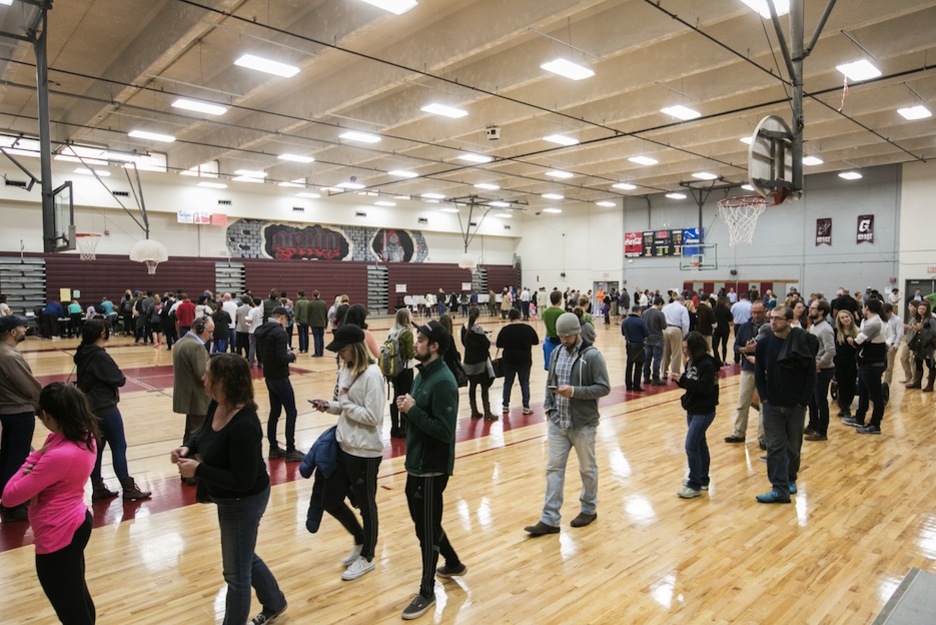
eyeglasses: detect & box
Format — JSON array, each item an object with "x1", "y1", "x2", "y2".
[{"x1": 769, "y1": 316, "x2": 788, "y2": 321}]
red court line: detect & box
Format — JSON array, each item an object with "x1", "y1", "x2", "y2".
[{"x1": 0, "y1": 366, "x2": 739, "y2": 552}]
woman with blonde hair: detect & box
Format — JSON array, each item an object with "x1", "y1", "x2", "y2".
[
  {"x1": 834, "y1": 310, "x2": 859, "y2": 419},
  {"x1": 310, "y1": 325, "x2": 385, "y2": 581}
]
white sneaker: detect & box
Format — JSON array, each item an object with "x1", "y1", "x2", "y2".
[
  {"x1": 342, "y1": 544, "x2": 363, "y2": 567},
  {"x1": 341, "y1": 556, "x2": 375, "y2": 581}
]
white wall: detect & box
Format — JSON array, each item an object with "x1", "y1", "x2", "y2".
[{"x1": 898, "y1": 160, "x2": 936, "y2": 288}]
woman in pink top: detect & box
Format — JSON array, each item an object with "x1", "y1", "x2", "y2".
[{"x1": 2, "y1": 382, "x2": 99, "y2": 625}]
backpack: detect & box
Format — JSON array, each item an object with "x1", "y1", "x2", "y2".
[{"x1": 378, "y1": 334, "x2": 404, "y2": 379}]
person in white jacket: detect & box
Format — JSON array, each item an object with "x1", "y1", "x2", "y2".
[{"x1": 310, "y1": 324, "x2": 386, "y2": 581}]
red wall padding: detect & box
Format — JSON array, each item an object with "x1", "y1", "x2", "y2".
[
  {"x1": 45, "y1": 254, "x2": 217, "y2": 304},
  {"x1": 484, "y1": 265, "x2": 521, "y2": 292},
  {"x1": 242, "y1": 259, "x2": 369, "y2": 305}
]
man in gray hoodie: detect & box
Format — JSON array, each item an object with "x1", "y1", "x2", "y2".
[{"x1": 524, "y1": 312, "x2": 610, "y2": 536}]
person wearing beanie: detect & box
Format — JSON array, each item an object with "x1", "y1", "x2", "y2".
[{"x1": 524, "y1": 312, "x2": 610, "y2": 536}]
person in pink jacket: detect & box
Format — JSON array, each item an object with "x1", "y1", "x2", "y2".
[{"x1": 2, "y1": 382, "x2": 99, "y2": 624}]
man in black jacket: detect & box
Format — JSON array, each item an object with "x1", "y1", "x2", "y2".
[{"x1": 256, "y1": 306, "x2": 303, "y2": 461}]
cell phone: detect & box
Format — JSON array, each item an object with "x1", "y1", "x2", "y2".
[
  {"x1": 547, "y1": 385, "x2": 558, "y2": 390},
  {"x1": 307, "y1": 399, "x2": 325, "y2": 409}
]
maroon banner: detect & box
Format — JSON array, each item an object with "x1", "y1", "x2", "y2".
[
  {"x1": 815, "y1": 218, "x2": 832, "y2": 246},
  {"x1": 857, "y1": 214, "x2": 874, "y2": 244},
  {"x1": 624, "y1": 231, "x2": 643, "y2": 257}
]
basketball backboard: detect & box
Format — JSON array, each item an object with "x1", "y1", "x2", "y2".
[
  {"x1": 748, "y1": 115, "x2": 794, "y2": 203},
  {"x1": 679, "y1": 243, "x2": 717, "y2": 271},
  {"x1": 52, "y1": 181, "x2": 74, "y2": 252}
]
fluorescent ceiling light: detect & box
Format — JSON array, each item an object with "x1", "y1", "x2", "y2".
[
  {"x1": 457, "y1": 153, "x2": 493, "y2": 163},
  {"x1": 278, "y1": 181, "x2": 305, "y2": 188},
  {"x1": 595, "y1": 200, "x2": 616, "y2": 207},
  {"x1": 389, "y1": 169, "x2": 419, "y2": 178},
  {"x1": 836, "y1": 59, "x2": 881, "y2": 82},
  {"x1": 838, "y1": 171, "x2": 862, "y2": 180},
  {"x1": 197, "y1": 181, "x2": 228, "y2": 189},
  {"x1": 128, "y1": 129, "x2": 176, "y2": 143},
  {"x1": 421, "y1": 192, "x2": 445, "y2": 199},
  {"x1": 540, "y1": 58, "x2": 594, "y2": 81},
  {"x1": 338, "y1": 181, "x2": 365, "y2": 189},
  {"x1": 296, "y1": 192, "x2": 321, "y2": 199},
  {"x1": 74, "y1": 168, "x2": 110, "y2": 177},
  {"x1": 393, "y1": 194, "x2": 410, "y2": 200},
  {"x1": 692, "y1": 172, "x2": 718, "y2": 180},
  {"x1": 802, "y1": 156, "x2": 824, "y2": 166},
  {"x1": 542, "y1": 193, "x2": 564, "y2": 200},
  {"x1": 542, "y1": 207, "x2": 563, "y2": 214},
  {"x1": 375, "y1": 201, "x2": 397, "y2": 207},
  {"x1": 339, "y1": 130, "x2": 381, "y2": 144},
  {"x1": 359, "y1": 0, "x2": 418, "y2": 15},
  {"x1": 543, "y1": 134, "x2": 579, "y2": 146},
  {"x1": 494, "y1": 213, "x2": 512, "y2": 219},
  {"x1": 322, "y1": 186, "x2": 344, "y2": 192},
  {"x1": 661, "y1": 105, "x2": 701, "y2": 121},
  {"x1": 666, "y1": 192, "x2": 687, "y2": 199},
  {"x1": 737, "y1": 0, "x2": 790, "y2": 19},
  {"x1": 897, "y1": 105, "x2": 932, "y2": 120},
  {"x1": 474, "y1": 183, "x2": 500, "y2": 190},
  {"x1": 55, "y1": 155, "x2": 107, "y2": 165},
  {"x1": 171, "y1": 98, "x2": 227, "y2": 116},
  {"x1": 741, "y1": 184, "x2": 755, "y2": 191},
  {"x1": 421, "y1": 103, "x2": 468, "y2": 118},
  {"x1": 233, "y1": 169, "x2": 266, "y2": 178},
  {"x1": 103, "y1": 151, "x2": 142, "y2": 163},
  {"x1": 629, "y1": 156, "x2": 658, "y2": 166},
  {"x1": 234, "y1": 54, "x2": 300, "y2": 78},
  {"x1": 545, "y1": 169, "x2": 574, "y2": 179},
  {"x1": 612, "y1": 182, "x2": 637, "y2": 191},
  {"x1": 232, "y1": 176, "x2": 264, "y2": 183},
  {"x1": 278, "y1": 153, "x2": 315, "y2": 163},
  {"x1": 740, "y1": 136, "x2": 754, "y2": 145},
  {"x1": 440, "y1": 207, "x2": 460, "y2": 213},
  {"x1": 489, "y1": 201, "x2": 510, "y2": 208}
]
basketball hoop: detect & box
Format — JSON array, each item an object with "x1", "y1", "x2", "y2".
[
  {"x1": 717, "y1": 195, "x2": 768, "y2": 247},
  {"x1": 458, "y1": 252, "x2": 478, "y2": 271},
  {"x1": 75, "y1": 233, "x2": 102, "y2": 261},
  {"x1": 129, "y1": 239, "x2": 169, "y2": 275}
]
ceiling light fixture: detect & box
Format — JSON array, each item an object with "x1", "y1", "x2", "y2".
[
  {"x1": 171, "y1": 98, "x2": 228, "y2": 116},
  {"x1": 278, "y1": 153, "x2": 315, "y2": 163},
  {"x1": 897, "y1": 105, "x2": 932, "y2": 120},
  {"x1": 359, "y1": 0, "x2": 418, "y2": 15},
  {"x1": 595, "y1": 200, "x2": 616, "y2": 207},
  {"x1": 542, "y1": 193, "x2": 564, "y2": 200},
  {"x1": 234, "y1": 54, "x2": 300, "y2": 78},
  {"x1": 74, "y1": 168, "x2": 110, "y2": 177},
  {"x1": 545, "y1": 169, "x2": 574, "y2": 179},
  {"x1": 421, "y1": 192, "x2": 445, "y2": 199},
  {"x1": 197, "y1": 181, "x2": 228, "y2": 189},
  {"x1": 629, "y1": 156, "x2": 658, "y2": 166},
  {"x1": 388, "y1": 169, "x2": 419, "y2": 178},
  {"x1": 661, "y1": 105, "x2": 701, "y2": 121},
  {"x1": 440, "y1": 207, "x2": 460, "y2": 213},
  {"x1": 540, "y1": 58, "x2": 594, "y2": 80},
  {"x1": 128, "y1": 129, "x2": 176, "y2": 143},
  {"x1": 233, "y1": 169, "x2": 267, "y2": 178},
  {"x1": 665, "y1": 192, "x2": 687, "y2": 200},
  {"x1": 277, "y1": 181, "x2": 305, "y2": 188},
  {"x1": 232, "y1": 176, "x2": 264, "y2": 183},
  {"x1": 802, "y1": 156, "x2": 824, "y2": 166},
  {"x1": 836, "y1": 59, "x2": 881, "y2": 82},
  {"x1": 338, "y1": 181, "x2": 365, "y2": 189},
  {"x1": 296, "y1": 192, "x2": 321, "y2": 199},
  {"x1": 421, "y1": 103, "x2": 468, "y2": 118},
  {"x1": 489, "y1": 201, "x2": 510, "y2": 208},
  {"x1": 542, "y1": 207, "x2": 563, "y2": 214},
  {"x1": 474, "y1": 183, "x2": 500, "y2": 191},
  {"x1": 692, "y1": 172, "x2": 718, "y2": 180},
  {"x1": 543, "y1": 134, "x2": 580, "y2": 146},
  {"x1": 612, "y1": 182, "x2": 637, "y2": 191},
  {"x1": 457, "y1": 153, "x2": 493, "y2": 163},
  {"x1": 494, "y1": 213, "x2": 512, "y2": 219},
  {"x1": 737, "y1": 0, "x2": 790, "y2": 19},
  {"x1": 339, "y1": 130, "x2": 381, "y2": 143},
  {"x1": 375, "y1": 201, "x2": 397, "y2": 207},
  {"x1": 838, "y1": 171, "x2": 862, "y2": 180}
]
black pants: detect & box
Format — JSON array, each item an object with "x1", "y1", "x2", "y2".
[
  {"x1": 626, "y1": 344, "x2": 645, "y2": 389},
  {"x1": 713, "y1": 333, "x2": 729, "y2": 364},
  {"x1": 390, "y1": 368, "x2": 414, "y2": 431},
  {"x1": 235, "y1": 331, "x2": 249, "y2": 357},
  {"x1": 835, "y1": 361, "x2": 857, "y2": 415},
  {"x1": 468, "y1": 373, "x2": 492, "y2": 408},
  {"x1": 405, "y1": 474, "x2": 460, "y2": 598},
  {"x1": 855, "y1": 362, "x2": 886, "y2": 427},
  {"x1": 322, "y1": 450, "x2": 382, "y2": 560},
  {"x1": 35, "y1": 511, "x2": 95, "y2": 625}
]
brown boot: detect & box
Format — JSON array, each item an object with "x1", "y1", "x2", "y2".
[
  {"x1": 482, "y1": 399, "x2": 498, "y2": 421},
  {"x1": 469, "y1": 397, "x2": 482, "y2": 419},
  {"x1": 91, "y1": 477, "x2": 119, "y2": 502},
  {"x1": 923, "y1": 369, "x2": 935, "y2": 392},
  {"x1": 120, "y1": 477, "x2": 152, "y2": 502},
  {"x1": 905, "y1": 369, "x2": 924, "y2": 389}
]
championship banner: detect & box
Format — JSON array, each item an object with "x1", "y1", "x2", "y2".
[
  {"x1": 815, "y1": 218, "x2": 832, "y2": 246},
  {"x1": 857, "y1": 214, "x2": 874, "y2": 244}
]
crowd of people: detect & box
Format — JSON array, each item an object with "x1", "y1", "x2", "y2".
[{"x1": 1, "y1": 278, "x2": 934, "y2": 624}]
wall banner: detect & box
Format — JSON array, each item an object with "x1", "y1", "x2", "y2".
[
  {"x1": 857, "y1": 214, "x2": 874, "y2": 244},
  {"x1": 815, "y1": 218, "x2": 832, "y2": 246}
]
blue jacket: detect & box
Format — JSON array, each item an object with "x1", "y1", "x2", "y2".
[
  {"x1": 299, "y1": 426, "x2": 339, "y2": 533},
  {"x1": 621, "y1": 314, "x2": 650, "y2": 344}
]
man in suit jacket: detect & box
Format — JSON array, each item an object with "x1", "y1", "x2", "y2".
[{"x1": 172, "y1": 316, "x2": 214, "y2": 474}]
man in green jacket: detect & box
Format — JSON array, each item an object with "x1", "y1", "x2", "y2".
[
  {"x1": 396, "y1": 320, "x2": 467, "y2": 620},
  {"x1": 308, "y1": 290, "x2": 329, "y2": 357},
  {"x1": 293, "y1": 290, "x2": 311, "y2": 353}
]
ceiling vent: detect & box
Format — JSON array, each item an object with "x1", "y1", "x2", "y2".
[
  {"x1": 111, "y1": 190, "x2": 130, "y2": 197},
  {"x1": 355, "y1": 211, "x2": 367, "y2": 218},
  {"x1": 504, "y1": 225, "x2": 511, "y2": 231},
  {"x1": 4, "y1": 179, "x2": 27, "y2": 188},
  {"x1": 292, "y1": 206, "x2": 305, "y2": 212},
  {"x1": 218, "y1": 199, "x2": 232, "y2": 206},
  {"x1": 417, "y1": 217, "x2": 428, "y2": 224}
]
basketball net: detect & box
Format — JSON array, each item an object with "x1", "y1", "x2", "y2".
[
  {"x1": 717, "y1": 195, "x2": 767, "y2": 246},
  {"x1": 144, "y1": 260, "x2": 159, "y2": 275},
  {"x1": 76, "y1": 233, "x2": 102, "y2": 261}
]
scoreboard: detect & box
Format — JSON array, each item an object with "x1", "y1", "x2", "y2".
[{"x1": 625, "y1": 228, "x2": 702, "y2": 258}]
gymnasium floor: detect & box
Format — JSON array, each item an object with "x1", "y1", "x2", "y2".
[{"x1": 1, "y1": 314, "x2": 934, "y2": 624}]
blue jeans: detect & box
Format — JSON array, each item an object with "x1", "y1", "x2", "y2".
[
  {"x1": 542, "y1": 421, "x2": 598, "y2": 526},
  {"x1": 265, "y1": 377, "x2": 298, "y2": 451},
  {"x1": 92, "y1": 409, "x2": 129, "y2": 481},
  {"x1": 685, "y1": 412, "x2": 716, "y2": 490},
  {"x1": 761, "y1": 402, "x2": 805, "y2": 496},
  {"x1": 501, "y1": 363, "x2": 531, "y2": 408},
  {"x1": 807, "y1": 367, "x2": 836, "y2": 435},
  {"x1": 216, "y1": 485, "x2": 285, "y2": 625},
  {"x1": 311, "y1": 327, "x2": 325, "y2": 356},
  {"x1": 543, "y1": 337, "x2": 559, "y2": 371},
  {"x1": 0, "y1": 411, "x2": 35, "y2": 514},
  {"x1": 212, "y1": 338, "x2": 229, "y2": 353},
  {"x1": 643, "y1": 342, "x2": 664, "y2": 382}
]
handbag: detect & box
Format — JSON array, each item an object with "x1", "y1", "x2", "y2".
[
  {"x1": 452, "y1": 360, "x2": 469, "y2": 387},
  {"x1": 491, "y1": 354, "x2": 504, "y2": 378}
]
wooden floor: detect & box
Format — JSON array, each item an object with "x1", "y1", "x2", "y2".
[{"x1": 2, "y1": 315, "x2": 935, "y2": 624}]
